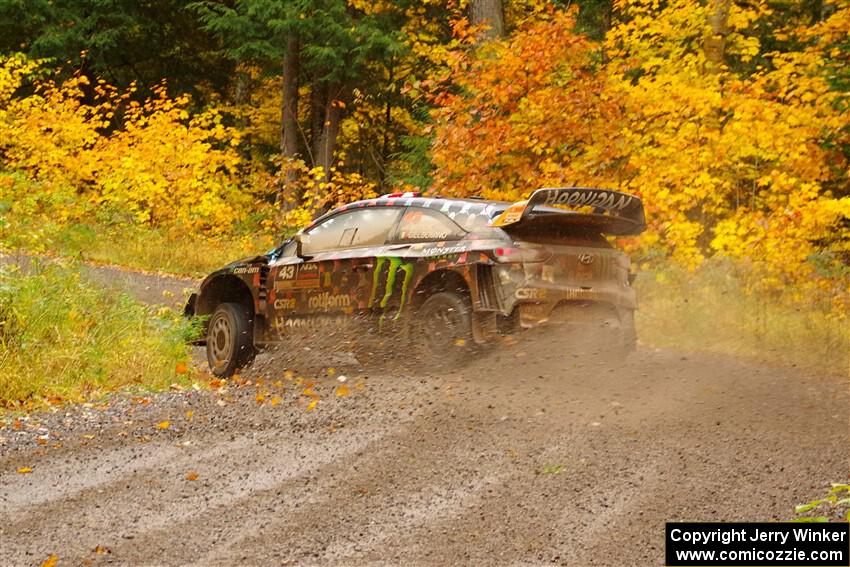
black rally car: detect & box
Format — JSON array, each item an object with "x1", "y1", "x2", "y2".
[{"x1": 186, "y1": 187, "x2": 646, "y2": 376}]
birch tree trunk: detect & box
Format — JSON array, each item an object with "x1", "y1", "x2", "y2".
[
  {"x1": 704, "y1": 0, "x2": 731, "y2": 73},
  {"x1": 470, "y1": 0, "x2": 504, "y2": 41}
]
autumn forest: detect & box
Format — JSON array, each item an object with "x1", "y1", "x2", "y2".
[{"x1": 0, "y1": 0, "x2": 848, "y2": 309}]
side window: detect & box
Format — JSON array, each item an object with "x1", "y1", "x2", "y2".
[
  {"x1": 303, "y1": 208, "x2": 401, "y2": 254},
  {"x1": 393, "y1": 208, "x2": 466, "y2": 244}
]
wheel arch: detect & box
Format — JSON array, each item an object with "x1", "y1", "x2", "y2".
[
  {"x1": 195, "y1": 274, "x2": 255, "y2": 319},
  {"x1": 411, "y1": 268, "x2": 471, "y2": 310}
]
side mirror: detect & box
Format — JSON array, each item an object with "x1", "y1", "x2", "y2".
[{"x1": 293, "y1": 233, "x2": 312, "y2": 259}]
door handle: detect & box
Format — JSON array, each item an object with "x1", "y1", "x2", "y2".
[{"x1": 353, "y1": 263, "x2": 374, "y2": 272}]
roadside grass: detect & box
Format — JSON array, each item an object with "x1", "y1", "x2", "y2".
[
  {"x1": 0, "y1": 216, "x2": 275, "y2": 277},
  {"x1": 0, "y1": 262, "x2": 200, "y2": 410},
  {"x1": 0, "y1": 170, "x2": 277, "y2": 276},
  {"x1": 636, "y1": 262, "x2": 849, "y2": 376}
]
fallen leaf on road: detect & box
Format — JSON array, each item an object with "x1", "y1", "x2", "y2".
[
  {"x1": 355, "y1": 380, "x2": 365, "y2": 390},
  {"x1": 82, "y1": 434, "x2": 95, "y2": 439},
  {"x1": 186, "y1": 471, "x2": 199, "y2": 481},
  {"x1": 270, "y1": 396, "x2": 281, "y2": 407},
  {"x1": 17, "y1": 466, "x2": 32, "y2": 474},
  {"x1": 454, "y1": 338, "x2": 466, "y2": 347},
  {"x1": 93, "y1": 545, "x2": 109, "y2": 554},
  {"x1": 327, "y1": 367, "x2": 335, "y2": 376},
  {"x1": 284, "y1": 370, "x2": 294, "y2": 380},
  {"x1": 157, "y1": 421, "x2": 170, "y2": 430},
  {"x1": 335, "y1": 385, "x2": 350, "y2": 398},
  {"x1": 41, "y1": 555, "x2": 57, "y2": 567},
  {"x1": 538, "y1": 464, "x2": 564, "y2": 475},
  {"x1": 255, "y1": 393, "x2": 265, "y2": 404},
  {"x1": 185, "y1": 410, "x2": 194, "y2": 420},
  {"x1": 306, "y1": 400, "x2": 318, "y2": 412}
]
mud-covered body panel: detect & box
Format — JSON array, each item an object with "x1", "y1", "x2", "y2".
[
  {"x1": 189, "y1": 190, "x2": 644, "y2": 349},
  {"x1": 262, "y1": 239, "x2": 498, "y2": 341}
]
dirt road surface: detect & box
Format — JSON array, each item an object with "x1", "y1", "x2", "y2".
[{"x1": 0, "y1": 258, "x2": 847, "y2": 566}]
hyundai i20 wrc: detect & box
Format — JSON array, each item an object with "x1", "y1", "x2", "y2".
[{"x1": 185, "y1": 187, "x2": 647, "y2": 377}]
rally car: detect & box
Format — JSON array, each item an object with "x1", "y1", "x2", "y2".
[{"x1": 185, "y1": 187, "x2": 646, "y2": 376}]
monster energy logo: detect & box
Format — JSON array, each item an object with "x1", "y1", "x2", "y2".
[{"x1": 368, "y1": 257, "x2": 414, "y2": 321}]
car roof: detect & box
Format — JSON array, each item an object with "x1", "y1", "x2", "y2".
[
  {"x1": 316, "y1": 196, "x2": 504, "y2": 231},
  {"x1": 309, "y1": 195, "x2": 583, "y2": 234}
]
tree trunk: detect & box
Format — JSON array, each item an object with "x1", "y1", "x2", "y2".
[
  {"x1": 470, "y1": 0, "x2": 504, "y2": 41},
  {"x1": 316, "y1": 84, "x2": 342, "y2": 178},
  {"x1": 310, "y1": 81, "x2": 327, "y2": 168},
  {"x1": 313, "y1": 83, "x2": 343, "y2": 216},
  {"x1": 704, "y1": 0, "x2": 731, "y2": 73},
  {"x1": 280, "y1": 36, "x2": 300, "y2": 210},
  {"x1": 380, "y1": 62, "x2": 395, "y2": 187},
  {"x1": 232, "y1": 67, "x2": 253, "y2": 158}
]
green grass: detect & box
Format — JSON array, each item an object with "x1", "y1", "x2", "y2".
[
  {"x1": 0, "y1": 262, "x2": 200, "y2": 410},
  {"x1": 0, "y1": 170, "x2": 277, "y2": 277},
  {"x1": 636, "y1": 261, "x2": 849, "y2": 376},
  {"x1": 0, "y1": 216, "x2": 275, "y2": 277}
]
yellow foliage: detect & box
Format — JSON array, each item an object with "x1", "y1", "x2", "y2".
[
  {"x1": 277, "y1": 158, "x2": 378, "y2": 228},
  {"x1": 0, "y1": 57, "x2": 261, "y2": 234},
  {"x1": 607, "y1": 0, "x2": 849, "y2": 302},
  {"x1": 430, "y1": 3, "x2": 849, "y2": 309}
]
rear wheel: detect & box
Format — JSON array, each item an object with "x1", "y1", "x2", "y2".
[
  {"x1": 206, "y1": 302, "x2": 255, "y2": 377},
  {"x1": 415, "y1": 291, "x2": 473, "y2": 368}
]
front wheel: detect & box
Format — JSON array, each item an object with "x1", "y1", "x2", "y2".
[
  {"x1": 206, "y1": 302, "x2": 255, "y2": 377},
  {"x1": 415, "y1": 291, "x2": 473, "y2": 368}
]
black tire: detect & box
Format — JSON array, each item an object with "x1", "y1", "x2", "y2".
[
  {"x1": 206, "y1": 302, "x2": 255, "y2": 377},
  {"x1": 415, "y1": 291, "x2": 473, "y2": 368}
]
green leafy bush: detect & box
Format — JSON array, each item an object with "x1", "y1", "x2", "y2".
[
  {"x1": 0, "y1": 262, "x2": 195, "y2": 409},
  {"x1": 794, "y1": 484, "x2": 850, "y2": 522}
]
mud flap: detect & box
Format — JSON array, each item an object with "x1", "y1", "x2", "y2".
[{"x1": 472, "y1": 311, "x2": 498, "y2": 344}]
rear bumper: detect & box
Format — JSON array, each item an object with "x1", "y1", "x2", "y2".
[
  {"x1": 513, "y1": 287, "x2": 634, "y2": 327},
  {"x1": 472, "y1": 276, "x2": 637, "y2": 346}
]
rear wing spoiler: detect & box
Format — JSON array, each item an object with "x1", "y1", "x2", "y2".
[{"x1": 490, "y1": 187, "x2": 646, "y2": 236}]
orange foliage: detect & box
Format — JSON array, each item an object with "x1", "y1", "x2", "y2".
[
  {"x1": 431, "y1": 10, "x2": 623, "y2": 201},
  {"x1": 430, "y1": 4, "x2": 849, "y2": 308}
]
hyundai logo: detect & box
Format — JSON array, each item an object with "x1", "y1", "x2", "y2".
[{"x1": 578, "y1": 253, "x2": 594, "y2": 265}]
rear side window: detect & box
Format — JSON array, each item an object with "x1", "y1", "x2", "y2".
[
  {"x1": 304, "y1": 208, "x2": 401, "y2": 253},
  {"x1": 393, "y1": 208, "x2": 466, "y2": 244}
]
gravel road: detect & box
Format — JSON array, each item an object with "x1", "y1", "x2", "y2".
[{"x1": 0, "y1": 257, "x2": 847, "y2": 566}]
